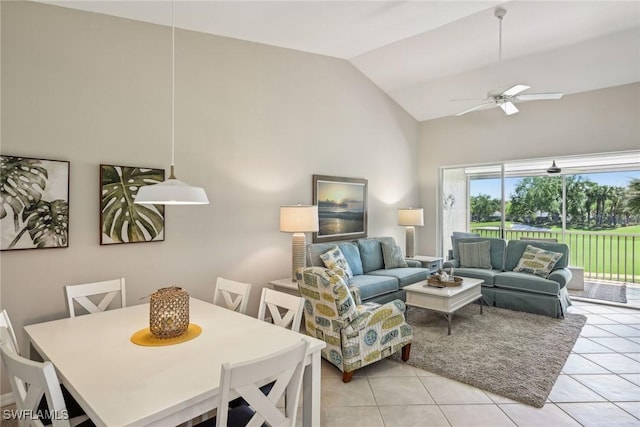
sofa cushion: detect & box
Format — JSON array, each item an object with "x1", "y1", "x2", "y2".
[
  {"x1": 450, "y1": 268, "x2": 501, "y2": 286},
  {"x1": 356, "y1": 237, "x2": 395, "y2": 273},
  {"x1": 320, "y1": 246, "x2": 354, "y2": 278},
  {"x1": 505, "y1": 240, "x2": 569, "y2": 271},
  {"x1": 381, "y1": 240, "x2": 408, "y2": 269},
  {"x1": 494, "y1": 271, "x2": 561, "y2": 296},
  {"x1": 452, "y1": 237, "x2": 505, "y2": 270},
  {"x1": 347, "y1": 274, "x2": 399, "y2": 300},
  {"x1": 366, "y1": 268, "x2": 429, "y2": 288},
  {"x1": 339, "y1": 242, "x2": 364, "y2": 276},
  {"x1": 459, "y1": 240, "x2": 492, "y2": 269},
  {"x1": 308, "y1": 242, "x2": 364, "y2": 275},
  {"x1": 513, "y1": 245, "x2": 563, "y2": 278}
]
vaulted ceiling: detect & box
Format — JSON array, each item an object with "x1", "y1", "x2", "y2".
[{"x1": 41, "y1": 1, "x2": 640, "y2": 121}]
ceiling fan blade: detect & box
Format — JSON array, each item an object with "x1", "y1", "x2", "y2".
[
  {"x1": 498, "y1": 101, "x2": 519, "y2": 115},
  {"x1": 502, "y1": 84, "x2": 530, "y2": 97},
  {"x1": 455, "y1": 102, "x2": 495, "y2": 116},
  {"x1": 451, "y1": 97, "x2": 489, "y2": 102},
  {"x1": 516, "y1": 92, "x2": 563, "y2": 101}
]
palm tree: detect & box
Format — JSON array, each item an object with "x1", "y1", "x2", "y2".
[
  {"x1": 626, "y1": 178, "x2": 640, "y2": 214},
  {"x1": 583, "y1": 181, "x2": 597, "y2": 226},
  {"x1": 595, "y1": 185, "x2": 611, "y2": 226},
  {"x1": 607, "y1": 186, "x2": 625, "y2": 226}
]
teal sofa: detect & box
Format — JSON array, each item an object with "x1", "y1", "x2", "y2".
[
  {"x1": 444, "y1": 237, "x2": 572, "y2": 318},
  {"x1": 306, "y1": 237, "x2": 430, "y2": 304}
]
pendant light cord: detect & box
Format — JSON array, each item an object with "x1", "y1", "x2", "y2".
[
  {"x1": 170, "y1": 0, "x2": 176, "y2": 179},
  {"x1": 498, "y1": 12, "x2": 502, "y2": 89}
]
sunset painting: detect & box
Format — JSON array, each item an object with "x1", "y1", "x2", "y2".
[{"x1": 313, "y1": 175, "x2": 367, "y2": 242}]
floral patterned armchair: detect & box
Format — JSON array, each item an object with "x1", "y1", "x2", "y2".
[{"x1": 298, "y1": 266, "x2": 412, "y2": 382}]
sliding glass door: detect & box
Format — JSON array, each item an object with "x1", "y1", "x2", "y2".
[{"x1": 438, "y1": 152, "x2": 640, "y2": 283}]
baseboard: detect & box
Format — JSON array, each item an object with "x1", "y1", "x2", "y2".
[{"x1": 0, "y1": 391, "x2": 15, "y2": 407}]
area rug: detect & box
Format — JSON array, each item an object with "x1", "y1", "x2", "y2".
[
  {"x1": 569, "y1": 281, "x2": 627, "y2": 304},
  {"x1": 391, "y1": 304, "x2": 587, "y2": 408}
]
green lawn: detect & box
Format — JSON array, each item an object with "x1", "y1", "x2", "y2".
[{"x1": 469, "y1": 222, "x2": 639, "y2": 282}]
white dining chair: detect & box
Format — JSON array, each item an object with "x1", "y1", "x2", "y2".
[
  {"x1": 0, "y1": 314, "x2": 87, "y2": 422},
  {"x1": 0, "y1": 328, "x2": 91, "y2": 427},
  {"x1": 212, "y1": 277, "x2": 252, "y2": 314},
  {"x1": 257, "y1": 288, "x2": 305, "y2": 332},
  {"x1": 65, "y1": 278, "x2": 126, "y2": 317},
  {"x1": 195, "y1": 339, "x2": 309, "y2": 427},
  {"x1": 0, "y1": 309, "x2": 20, "y2": 354}
]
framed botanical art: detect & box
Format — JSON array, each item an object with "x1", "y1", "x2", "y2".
[
  {"x1": 100, "y1": 164, "x2": 165, "y2": 245},
  {"x1": 1, "y1": 155, "x2": 70, "y2": 251},
  {"x1": 312, "y1": 175, "x2": 367, "y2": 243}
]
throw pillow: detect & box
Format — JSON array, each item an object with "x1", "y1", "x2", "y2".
[
  {"x1": 459, "y1": 240, "x2": 492, "y2": 269},
  {"x1": 381, "y1": 241, "x2": 408, "y2": 269},
  {"x1": 320, "y1": 247, "x2": 354, "y2": 278},
  {"x1": 513, "y1": 245, "x2": 564, "y2": 278}
]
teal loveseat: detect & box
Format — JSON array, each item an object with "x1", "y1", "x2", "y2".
[
  {"x1": 306, "y1": 237, "x2": 430, "y2": 304},
  {"x1": 444, "y1": 238, "x2": 572, "y2": 318}
]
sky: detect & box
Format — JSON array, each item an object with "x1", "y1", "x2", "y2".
[
  {"x1": 317, "y1": 181, "x2": 365, "y2": 203},
  {"x1": 471, "y1": 171, "x2": 640, "y2": 200}
]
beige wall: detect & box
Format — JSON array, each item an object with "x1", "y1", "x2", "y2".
[
  {"x1": 417, "y1": 82, "x2": 640, "y2": 256},
  {"x1": 0, "y1": 0, "x2": 419, "y2": 382}
]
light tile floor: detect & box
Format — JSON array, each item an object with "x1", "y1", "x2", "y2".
[
  {"x1": 313, "y1": 299, "x2": 640, "y2": 427},
  {"x1": 625, "y1": 283, "x2": 640, "y2": 310},
  {"x1": 2, "y1": 300, "x2": 639, "y2": 427}
]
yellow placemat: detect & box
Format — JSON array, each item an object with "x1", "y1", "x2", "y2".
[{"x1": 131, "y1": 324, "x2": 202, "y2": 346}]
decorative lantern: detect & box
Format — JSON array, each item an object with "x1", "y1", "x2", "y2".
[{"x1": 149, "y1": 287, "x2": 189, "y2": 339}]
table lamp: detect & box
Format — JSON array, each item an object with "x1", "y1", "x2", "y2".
[
  {"x1": 280, "y1": 205, "x2": 319, "y2": 282},
  {"x1": 398, "y1": 208, "x2": 424, "y2": 258}
]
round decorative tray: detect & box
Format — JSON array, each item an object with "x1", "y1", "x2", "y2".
[{"x1": 427, "y1": 275, "x2": 463, "y2": 287}]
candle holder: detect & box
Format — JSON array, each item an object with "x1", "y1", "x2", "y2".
[{"x1": 149, "y1": 286, "x2": 189, "y2": 339}]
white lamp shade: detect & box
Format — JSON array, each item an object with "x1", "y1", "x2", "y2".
[
  {"x1": 398, "y1": 208, "x2": 424, "y2": 226},
  {"x1": 134, "y1": 178, "x2": 209, "y2": 205},
  {"x1": 280, "y1": 205, "x2": 319, "y2": 233}
]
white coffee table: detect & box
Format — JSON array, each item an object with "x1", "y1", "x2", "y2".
[{"x1": 404, "y1": 277, "x2": 484, "y2": 335}]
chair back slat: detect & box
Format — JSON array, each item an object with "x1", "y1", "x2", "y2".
[
  {"x1": 213, "y1": 278, "x2": 252, "y2": 314},
  {"x1": 267, "y1": 302, "x2": 296, "y2": 329},
  {"x1": 257, "y1": 288, "x2": 304, "y2": 333},
  {"x1": 220, "y1": 292, "x2": 243, "y2": 312},
  {"x1": 65, "y1": 278, "x2": 126, "y2": 317}
]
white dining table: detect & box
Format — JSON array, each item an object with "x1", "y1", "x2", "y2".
[{"x1": 24, "y1": 298, "x2": 325, "y2": 427}]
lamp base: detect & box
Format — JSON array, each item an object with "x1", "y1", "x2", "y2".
[
  {"x1": 405, "y1": 226, "x2": 415, "y2": 258},
  {"x1": 291, "y1": 233, "x2": 307, "y2": 282}
]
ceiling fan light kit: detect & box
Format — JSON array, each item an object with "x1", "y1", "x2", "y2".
[
  {"x1": 455, "y1": 8, "x2": 563, "y2": 117},
  {"x1": 546, "y1": 161, "x2": 562, "y2": 174}
]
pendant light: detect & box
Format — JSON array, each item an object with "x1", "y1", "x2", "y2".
[{"x1": 135, "y1": 0, "x2": 209, "y2": 206}]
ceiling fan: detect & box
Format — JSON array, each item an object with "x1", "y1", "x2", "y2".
[
  {"x1": 455, "y1": 8, "x2": 563, "y2": 117},
  {"x1": 545, "y1": 160, "x2": 593, "y2": 175}
]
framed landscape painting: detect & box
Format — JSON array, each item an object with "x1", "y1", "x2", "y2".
[
  {"x1": 1, "y1": 155, "x2": 70, "y2": 251},
  {"x1": 312, "y1": 175, "x2": 367, "y2": 243},
  {"x1": 100, "y1": 164, "x2": 165, "y2": 245}
]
